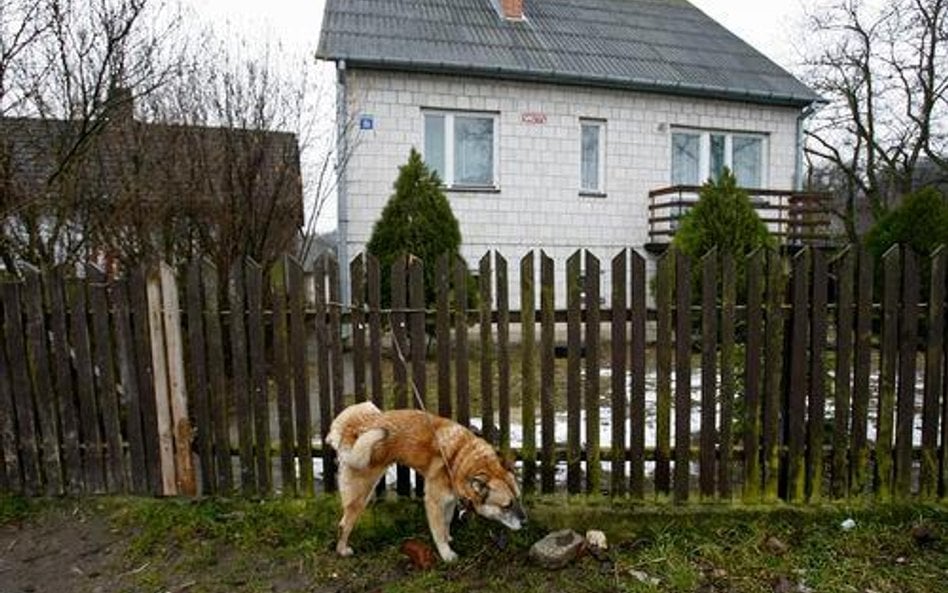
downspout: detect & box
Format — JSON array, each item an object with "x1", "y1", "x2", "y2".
[
  {"x1": 336, "y1": 59, "x2": 350, "y2": 306},
  {"x1": 794, "y1": 101, "x2": 822, "y2": 190}
]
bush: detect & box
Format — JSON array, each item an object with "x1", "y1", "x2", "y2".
[
  {"x1": 673, "y1": 169, "x2": 775, "y2": 259},
  {"x1": 866, "y1": 187, "x2": 948, "y2": 260},
  {"x1": 366, "y1": 148, "x2": 469, "y2": 307}
]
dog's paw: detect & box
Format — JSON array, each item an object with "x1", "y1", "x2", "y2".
[
  {"x1": 440, "y1": 548, "x2": 458, "y2": 563},
  {"x1": 336, "y1": 544, "x2": 354, "y2": 557}
]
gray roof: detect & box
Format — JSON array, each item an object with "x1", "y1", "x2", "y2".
[{"x1": 316, "y1": 0, "x2": 818, "y2": 107}]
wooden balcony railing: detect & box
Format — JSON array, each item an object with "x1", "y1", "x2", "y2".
[{"x1": 647, "y1": 185, "x2": 833, "y2": 251}]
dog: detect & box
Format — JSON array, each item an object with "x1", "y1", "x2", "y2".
[{"x1": 326, "y1": 401, "x2": 527, "y2": 562}]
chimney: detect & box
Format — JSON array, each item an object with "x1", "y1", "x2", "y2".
[{"x1": 498, "y1": 0, "x2": 523, "y2": 20}]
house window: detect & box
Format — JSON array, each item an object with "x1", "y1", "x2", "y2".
[
  {"x1": 423, "y1": 110, "x2": 498, "y2": 188},
  {"x1": 580, "y1": 120, "x2": 606, "y2": 194},
  {"x1": 671, "y1": 129, "x2": 767, "y2": 188}
]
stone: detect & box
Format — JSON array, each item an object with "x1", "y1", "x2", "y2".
[
  {"x1": 764, "y1": 535, "x2": 789, "y2": 556},
  {"x1": 529, "y1": 529, "x2": 585, "y2": 569}
]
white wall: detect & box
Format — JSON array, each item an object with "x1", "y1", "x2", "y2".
[{"x1": 341, "y1": 69, "x2": 801, "y2": 306}]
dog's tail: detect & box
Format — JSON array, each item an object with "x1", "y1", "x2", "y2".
[{"x1": 326, "y1": 401, "x2": 386, "y2": 470}]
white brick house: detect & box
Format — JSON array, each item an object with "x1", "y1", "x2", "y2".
[{"x1": 317, "y1": 0, "x2": 820, "y2": 302}]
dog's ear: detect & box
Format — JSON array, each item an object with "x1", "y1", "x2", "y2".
[{"x1": 469, "y1": 474, "x2": 489, "y2": 497}]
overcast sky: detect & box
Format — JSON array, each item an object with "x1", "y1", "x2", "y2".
[{"x1": 179, "y1": 0, "x2": 817, "y2": 232}]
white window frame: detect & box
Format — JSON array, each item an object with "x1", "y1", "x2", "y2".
[
  {"x1": 579, "y1": 118, "x2": 606, "y2": 195},
  {"x1": 422, "y1": 109, "x2": 500, "y2": 189},
  {"x1": 670, "y1": 127, "x2": 769, "y2": 188}
]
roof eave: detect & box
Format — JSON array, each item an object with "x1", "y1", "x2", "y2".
[{"x1": 319, "y1": 54, "x2": 819, "y2": 109}]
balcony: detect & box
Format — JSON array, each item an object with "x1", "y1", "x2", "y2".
[{"x1": 646, "y1": 185, "x2": 833, "y2": 254}]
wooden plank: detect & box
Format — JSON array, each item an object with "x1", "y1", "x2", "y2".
[
  {"x1": 351, "y1": 254, "x2": 367, "y2": 403},
  {"x1": 409, "y1": 255, "x2": 427, "y2": 498},
  {"x1": 454, "y1": 258, "x2": 470, "y2": 427},
  {"x1": 47, "y1": 269, "x2": 82, "y2": 493},
  {"x1": 743, "y1": 250, "x2": 764, "y2": 502},
  {"x1": 88, "y1": 266, "x2": 126, "y2": 492},
  {"x1": 69, "y1": 277, "x2": 105, "y2": 493},
  {"x1": 479, "y1": 253, "x2": 494, "y2": 444},
  {"x1": 786, "y1": 249, "x2": 810, "y2": 503},
  {"x1": 921, "y1": 247, "x2": 945, "y2": 499},
  {"x1": 520, "y1": 252, "x2": 537, "y2": 493},
  {"x1": 895, "y1": 249, "x2": 918, "y2": 498},
  {"x1": 202, "y1": 261, "x2": 231, "y2": 494},
  {"x1": 145, "y1": 268, "x2": 176, "y2": 496},
  {"x1": 329, "y1": 256, "x2": 345, "y2": 420},
  {"x1": 270, "y1": 258, "x2": 296, "y2": 496},
  {"x1": 130, "y1": 267, "x2": 161, "y2": 495},
  {"x1": 112, "y1": 278, "x2": 148, "y2": 495},
  {"x1": 288, "y1": 256, "x2": 314, "y2": 496},
  {"x1": 877, "y1": 245, "x2": 900, "y2": 501},
  {"x1": 851, "y1": 246, "x2": 873, "y2": 495},
  {"x1": 436, "y1": 254, "x2": 451, "y2": 418},
  {"x1": 566, "y1": 250, "x2": 582, "y2": 494},
  {"x1": 807, "y1": 249, "x2": 828, "y2": 502},
  {"x1": 496, "y1": 253, "x2": 511, "y2": 457},
  {"x1": 228, "y1": 261, "x2": 255, "y2": 495},
  {"x1": 584, "y1": 251, "x2": 601, "y2": 494},
  {"x1": 392, "y1": 255, "x2": 410, "y2": 496},
  {"x1": 245, "y1": 260, "x2": 270, "y2": 494},
  {"x1": 160, "y1": 263, "x2": 196, "y2": 496},
  {"x1": 629, "y1": 250, "x2": 647, "y2": 499},
  {"x1": 699, "y1": 250, "x2": 718, "y2": 499},
  {"x1": 762, "y1": 250, "x2": 785, "y2": 503},
  {"x1": 610, "y1": 249, "x2": 627, "y2": 496},
  {"x1": 673, "y1": 249, "x2": 691, "y2": 503},
  {"x1": 186, "y1": 261, "x2": 213, "y2": 494},
  {"x1": 3, "y1": 283, "x2": 41, "y2": 494},
  {"x1": 718, "y1": 253, "x2": 736, "y2": 499},
  {"x1": 655, "y1": 250, "x2": 673, "y2": 496},
  {"x1": 831, "y1": 247, "x2": 855, "y2": 499},
  {"x1": 22, "y1": 269, "x2": 62, "y2": 495},
  {"x1": 314, "y1": 255, "x2": 334, "y2": 493},
  {"x1": 367, "y1": 254, "x2": 385, "y2": 497},
  {"x1": 0, "y1": 290, "x2": 23, "y2": 493},
  {"x1": 540, "y1": 251, "x2": 556, "y2": 493}
]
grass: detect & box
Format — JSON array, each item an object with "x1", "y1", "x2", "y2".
[{"x1": 7, "y1": 494, "x2": 946, "y2": 593}]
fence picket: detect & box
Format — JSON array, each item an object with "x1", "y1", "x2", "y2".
[
  {"x1": 113, "y1": 278, "x2": 147, "y2": 495},
  {"x1": 288, "y1": 257, "x2": 314, "y2": 496},
  {"x1": 368, "y1": 255, "x2": 385, "y2": 496},
  {"x1": 271, "y1": 259, "x2": 296, "y2": 496},
  {"x1": 351, "y1": 254, "x2": 367, "y2": 403},
  {"x1": 329, "y1": 257, "x2": 345, "y2": 419},
  {"x1": 852, "y1": 246, "x2": 873, "y2": 494},
  {"x1": 877, "y1": 246, "x2": 900, "y2": 501},
  {"x1": 130, "y1": 268, "x2": 161, "y2": 495},
  {"x1": 202, "y1": 261, "x2": 231, "y2": 494},
  {"x1": 392, "y1": 256, "x2": 410, "y2": 496},
  {"x1": 70, "y1": 277, "x2": 105, "y2": 493},
  {"x1": 479, "y1": 253, "x2": 494, "y2": 445},
  {"x1": 497, "y1": 254, "x2": 511, "y2": 457},
  {"x1": 699, "y1": 250, "x2": 718, "y2": 499},
  {"x1": 0, "y1": 336, "x2": 15, "y2": 492},
  {"x1": 23, "y1": 270, "x2": 62, "y2": 495},
  {"x1": 314, "y1": 255, "x2": 334, "y2": 492},
  {"x1": 629, "y1": 250, "x2": 647, "y2": 499},
  {"x1": 832, "y1": 248, "x2": 855, "y2": 499},
  {"x1": 540, "y1": 251, "x2": 556, "y2": 493},
  {"x1": 762, "y1": 250, "x2": 785, "y2": 502},
  {"x1": 674, "y1": 249, "x2": 692, "y2": 503},
  {"x1": 719, "y1": 253, "x2": 736, "y2": 499},
  {"x1": 584, "y1": 251, "x2": 601, "y2": 494},
  {"x1": 566, "y1": 250, "x2": 582, "y2": 494},
  {"x1": 245, "y1": 260, "x2": 271, "y2": 494},
  {"x1": 922, "y1": 248, "x2": 945, "y2": 499},
  {"x1": 186, "y1": 261, "x2": 213, "y2": 494},
  {"x1": 808, "y1": 250, "x2": 828, "y2": 501},
  {"x1": 787, "y1": 250, "x2": 810, "y2": 503},
  {"x1": 454, "y1": 257, "x2": 470, "y2": 428},
  {"x1": 145, "y1": 269, "x2": 175, "y2": 495},
  {"x1": 409, "y1": 256, "x2": 426, "y2": 497},
  {"x1": 610, "y1": 250, "x2": 627, "y2": 496},
  {"x1": 520, "y1": 252, "x2": 537, "y2": 493},
  {"x1": 895, "y1": 249, "x2": 918, "y2": 498},
  {"x1": 48, "y1": 269, "x2": 82, "y2": 493},
  {"x1": 436, "y1": 254, "x2": 451, "y2": 418},
  {"x1": 743, "y1": 250, "x2": 764, "y2": 502},
  {"x1": 229, "y1": 262, "x2": 255, "y2": 495},
  {"x1": 655, "y1": 251, "x2": 673, "y2": 497}
]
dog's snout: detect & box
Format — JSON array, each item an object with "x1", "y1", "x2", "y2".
[{"x1": 513, "y1": 501, "x2": 527, "y2": 523}]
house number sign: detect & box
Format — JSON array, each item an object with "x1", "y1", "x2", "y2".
[{"x1": 521, "y1": 112, "x2": 547, "y2": 124}]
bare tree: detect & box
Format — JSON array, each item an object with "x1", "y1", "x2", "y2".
[{"x1": 801, "y1": 0, "x2": 948, "y2": 240}]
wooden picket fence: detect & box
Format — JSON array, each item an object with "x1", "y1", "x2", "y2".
[{"x1": 1, "y1": 244, "x2": 947, "y2": 502}]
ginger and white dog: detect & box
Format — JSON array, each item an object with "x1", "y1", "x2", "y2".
[{"x1": 326, "y1": 402, "x2": 527, "y2": 562}]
